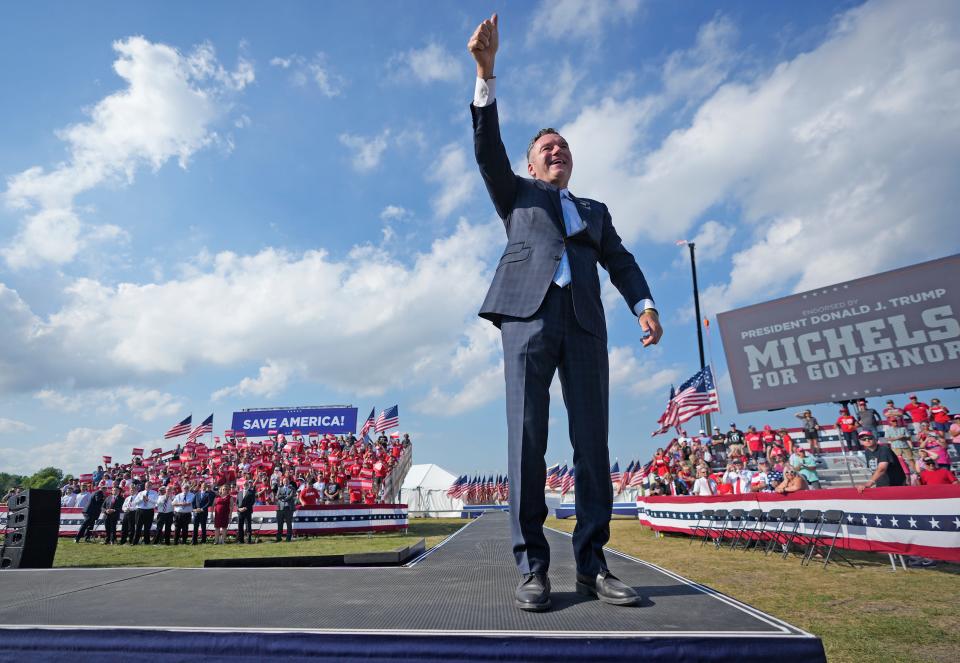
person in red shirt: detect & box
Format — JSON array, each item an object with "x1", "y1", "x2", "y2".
[
  {"x1": 903, "y1": 395, "x2": 930, "y2": 436},
  {"x1": 918, "y1": 457, "x2": 958, "y2": 485},
  {"x1": 349, "y1": 486, "x2": 362, "y2": 504},
  {"x1": 299, "y1": 478, "x2": 320, "y2": 507},
  {"x1": 363, "y1": 489, "x2": 377, "y2": 505},
  {"x1": 929, "y1": 398, "x2": 951, "y2": 434},
  {"x1": 836, "y1": 408, "x2": 859, "y2": 452},
  {"x1": 744, "y1": 426, "x2": 764, "y2": 463}
]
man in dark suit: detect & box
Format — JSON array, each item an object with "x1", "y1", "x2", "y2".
[
  {"x1": 468, "y1": 14, "x2": 663, "y2": 612},
  {"x1": 236, "y1": 482, "x2": 257, "y2": 544},
  {"x1": 101, "y1": 486, "x2": 123, "y2": 545},
  {"x1": 274, "y1": 476, "x2": 296, "y2": 543},
  {"x1": 191, "y1": 482, "x2": 215, "y2": 545},
  {"x1": 75, "y1": 484, "x2": 104, "y2": 543}
]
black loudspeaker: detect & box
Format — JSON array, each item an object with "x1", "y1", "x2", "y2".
[{"x1": 1, "y1": 488, "x2": 61, "y2": 569}]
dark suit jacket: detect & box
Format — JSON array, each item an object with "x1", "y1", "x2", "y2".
[
  {"x1": 192, "y1": 490, "x2": 215, "y2": 513},
  {"x1": 84, "y1": 490, "x2": 105, "y2": 518},
  {"x1": 102, "y1": 494, "x2": 123, "y2": 517},
  {"x1": 237, "y1": 488, "x2": 256, "y2": 511},
  {"x1": 472, "y1": 101, "x2": 652, "y2": 340}
]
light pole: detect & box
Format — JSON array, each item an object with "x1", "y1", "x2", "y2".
[{"x1": 677, "y1": 240, "x2": 711, "y2": 434}]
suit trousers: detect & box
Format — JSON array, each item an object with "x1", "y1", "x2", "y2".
[
  {"x1": 132, "y1": 509, "x2": 154, "y2": 545},
  {"x1": 75, "y1": 514, "x2": 98, "y2": 542},
  {"x1": 276, "y1": 509, "x2": 293, "y2": 541},
  {"x1": 174, "y1": 513, "x2": 191, "y2": 544},
  {"x1": 119, "y1": 511, "x2": 136, "y2": 544},
  {"x1": 501, "y1": 284, "x2": 612, "y2": 577},
  {"x1": 193, "y1": 512, "x2": 208, "y2": 543},
  {"x1": 237, "y1": 511, "x2": 253, "y2": 542},
  {"x1": 104, "y1": 513, "x2": 119, "y2": 543},
  {"x1": 153, "y1": 512, "x2": 173, "y2": 545}
]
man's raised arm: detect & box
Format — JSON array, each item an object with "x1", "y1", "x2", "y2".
[{"x1": 468, "y1": 13, "x2": 516, "y2": 221}]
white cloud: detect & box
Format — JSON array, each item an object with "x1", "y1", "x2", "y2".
[
  {"x1": 527, "y1": 0, "x2": 642, "y2": 46},
  {"x1": 662, "y1": 15, "x2": 739, "y2": 106},
  {"x1": 673, "y1": 221, "x2": 736, "y2": 269},
  {"x1": 2, "y1": 36, "x2": 252, "y2": 269},
  {"x1": 271, "y1": 52, "x2": 343, "y2": 96},
  {"x1": 212, "y1": 359, "x2": 300, "y2": 400},
  {"x1": 390, "y1": 42, "x2": 462, "y2": 84},
  {"x1": 0, "y1": 424, "x2": 147, "y2": 475},
  {"x1": 0, "y1": 418, "x2": 34, "y2": 434},
  {"x1": 416, "y1": 364, "x2": 503, "y2": 416},
  {"x1": 0, "y1": 221, "x2": 502, "y2": 404},
  {"x1": 379, "y1": 205, "x2": 410, "y2": 221},
  {"x1": 562, "y1": 0, "x2": 960, "y2": 315},
  {"x1": 339, "y1": 130, "x2": 391, "y2": 172},
  {"x1": 608, "y1": 346, "x2": 682, "y2": 397},
  {"x1": 34, "y1": 387, "x2": 185, "y2": 422},
  {"x1": 427, "y1": 143, "x2": 475, "y2": 217}
]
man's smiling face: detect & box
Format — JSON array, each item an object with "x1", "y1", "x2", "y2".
[{"x1": 528, "y1": 132, "x2": 572, "y2": 189}]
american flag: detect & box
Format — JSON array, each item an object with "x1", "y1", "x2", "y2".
[
  {"x1": 545, "y1": 462, "x2": 560, "y2": 490},
  {"x1": 447, "y1": 475, "x2": 466, "y2": 498},
  {"x1": 609, "y1": 460, "x2": 621, "y2": 486},
  {"x1": 618, "y1": 460, "x2": 635, "y2": 494},
  {"x1": 549, "y1": 464, "x2": 567, "y2": 491},
  {"x1": 358, "y1": 407, "x2": 375, "y2": 439},
  {"x1": 375, "y1": 405, "x2": 399, "y2": 432},
  {"x1": 164, "y1": 415, "x2": 192, "y2": 439},
  {"x1": 653, "y1": 366, "x2": 720, "y2": 435},
  {"x1": 560, "y1": 468, "x2": 575, "y2": 496},
  {"x1": 187, "y1": 414, "x2": 214, "y2": 444},
  {"x1": 630, "y1": 460, "x2": 653, "y2": 487}
]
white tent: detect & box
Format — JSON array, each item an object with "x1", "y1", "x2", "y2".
[{"x1": 400, "y1": 463, "x2": 463, "y2": 517}]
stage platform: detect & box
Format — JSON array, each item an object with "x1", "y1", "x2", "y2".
[{"x1": 0, "y1": 513, "x2": 824, "y2": 662}]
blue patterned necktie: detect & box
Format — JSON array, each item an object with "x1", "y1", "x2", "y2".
[{"x1": 552, "y1": 189, "x2": 586, "y2": 287}]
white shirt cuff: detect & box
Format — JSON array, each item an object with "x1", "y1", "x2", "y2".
[
  {"x1": 474, "y1": 77, "x2": 496, "y2": 107},
  {"x1": 633, "y1": 299, "x2": 657, "y2": 317}
]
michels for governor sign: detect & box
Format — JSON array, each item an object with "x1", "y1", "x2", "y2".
[
  {"x1": 717, "y1": 255, "x2": 960, "y2": 413},
  {"x1": 231, "y1": 407, "x2": 357, "y2": 436}
]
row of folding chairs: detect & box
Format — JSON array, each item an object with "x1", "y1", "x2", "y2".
[{"x1": 690, "y1": 507, "x2": 856, "y2": 567}]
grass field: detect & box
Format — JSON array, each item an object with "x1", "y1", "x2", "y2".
[
  {"x1": 14, "y1": 517, "x2": 960, "y2": 662},
  {"x1": 549, "y1": 517, "x2": 959, "y2": 663}
]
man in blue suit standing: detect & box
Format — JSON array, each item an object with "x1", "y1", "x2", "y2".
[{"x1": 468, "y1": 14, "x2": 663, "y2": 612}]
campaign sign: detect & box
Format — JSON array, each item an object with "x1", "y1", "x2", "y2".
[
  {"x1": 717, "y1": 254, "x2": 960, "y2": 412},
  {"x1": 231, "y1": 407, "x2": 357, "y2": 437}
]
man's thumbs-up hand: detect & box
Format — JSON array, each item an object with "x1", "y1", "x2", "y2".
[{"x1": 468, "y1": 13, "x2": 498, "y2": 79}]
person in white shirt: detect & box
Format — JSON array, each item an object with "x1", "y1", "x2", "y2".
[
  {"x1": 152, "y1": 485, "x2": 175, "y2": 545},
  {"x1": 691, "y1": 466, "x2": 717, "y2": 496},
  {"x1": 171, "y1": 482, "x2": 195, "y2": 545},
  {"x1": 118, "y1": 493, "x2": 137, "y2": 545},
  {"x1": 73, "y1": 487, "x2": 91, "y2": 511},
  {"x1": 60, "y1": 487, "x2": 76, "y2": 508},
  {"x1": 722, "y1": 460, "x2": 754, "y2": 494},
  {"x1": 131, "y1": 481, "x2": 159, "y2": 546}
]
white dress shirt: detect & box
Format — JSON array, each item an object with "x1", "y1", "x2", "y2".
[
  {"x1": 74, "y1": 491, "x2": 91, "y2": 510},
  {"x1": 122, "y1": 495, "x2": 136, "y2": 512},
  {"x1": 155, "y1": 494, "x2": 174, "y2": 514},
  {"x1": 61, "y1": 493, "x2": 77, "y2": 507},
  {"x1": 133, "y1": 489, "x2": 158, "y2": 510},
  {"x1": 172, "y1": 491, "x2": 194, "y2": 514},
  {"x1": 472, "y1": 77, "x2": 656, "y2": 315}
]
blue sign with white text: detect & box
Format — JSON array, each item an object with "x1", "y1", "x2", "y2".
[{"x1": 231, "y1": 407, "x2": 357, "y2": 436}]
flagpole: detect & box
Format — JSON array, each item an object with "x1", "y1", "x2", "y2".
[{"x1": 678, "y1": 240, "x2": 711, "y2": 433}]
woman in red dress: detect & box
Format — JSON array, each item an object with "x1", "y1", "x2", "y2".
[{"x1": 212, "y1": 485, "x2": 233, "y2": 544}]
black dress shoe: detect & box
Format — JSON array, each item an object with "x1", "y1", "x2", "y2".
[
  {"x1": 515, "y1": 573, "x2": 551, "y2": 612},
  {"x1": 576, "y1": 570, "x2": 640, "y2": 606}
]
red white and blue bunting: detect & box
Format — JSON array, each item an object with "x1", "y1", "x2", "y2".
[{"x1": 638, "y1": 486, "x2": 960, "y2": 562}]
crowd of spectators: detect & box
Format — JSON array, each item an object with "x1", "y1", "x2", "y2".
[
  {"x1": 642, "y1": 394, "x2": 958, "y2": 497},
  {"x1": 3, "y1": 431, "x2": 412, "y2": 546}
]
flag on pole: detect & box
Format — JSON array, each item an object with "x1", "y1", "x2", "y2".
[
  {"x1": 560, "y1": 468, "x2": 575, "y2": 496},
  {"x1": 187, "y1": 414, "x2": 214, "y2": 444},
  {"x1": 652, "y1": 386, "x2": 679, "y2": 436},
  {"x1": 545, "y1": 462, "x2": 560, "y2": 490},
  {"x1": 549, "y1": 464, "x2": 567, "y2": 491},
  {"x1": 374, "y1": 405, "x2": 399, "y2": 432},
  {"x1": 618, "y1": 460, "x2": 635, "y2": 494},
  {"x1": 358, "y1": 407, "x2": 375, "y2": 439},
  {"x1": 670, "y1": 366, "x2": 720, "y2": 425},
  {"x1": 609, "y1": 460, "x2": 621, "y2": 486},
  {"x1": 164, "y1": 415, "x2": 192, "y2": 439}
]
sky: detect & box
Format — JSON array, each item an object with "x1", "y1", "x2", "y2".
[{"x1": 1, "y1": 0, "x2": 958, "y2": 477}]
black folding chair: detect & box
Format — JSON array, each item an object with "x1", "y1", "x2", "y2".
[
  {"x1": 690, "y1": 509, "x2": 713, "y2": 545},
  {"x1": 783, "y1": 509, "x2": 821, "y2": 559},
  {"x1": 803, "y1": 509, "x2": 856, "y2": 568},
  {"x1": 701, "y1": 509, "x2": 727, "y2": 547},
  {"x1": 764, "y1": 508, "x2": 797, "y2": 556},
  {"x1": 721, "y1": 509, "x2": 745, "y2": 549},
  {"x1": 733, "y1": 508, "x2": 764, "y2": 550},
  {"x1": 757, "y1": 508, "x2": 782, "y2": 553}
]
